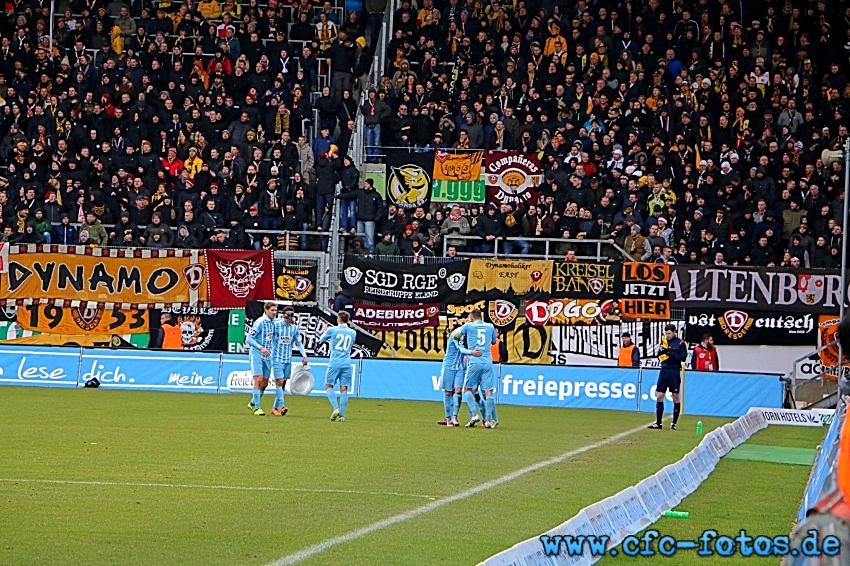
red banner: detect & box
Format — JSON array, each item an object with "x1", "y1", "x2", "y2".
[
  {"x1": 205, "y1": 250, "x2": 275, "y2": 308},
  {"x1": 351, "y1": 303, "x2": 440, "y2": 331},
  {"x1": 485, "y1": 151, "x2": 542, "y2": 207}
]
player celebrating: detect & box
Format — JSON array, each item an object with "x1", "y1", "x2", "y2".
[
  {"x1": 648, "y1": 324, "x2": 687, "y2": 430},
  {"x1": 437, "y1": 328, "x2": 468, "y2": 427},
  {"x1": 270, "y1": 306, "x2": 309, "y2": 416},
  {"x1": 319, "y1": 310, "x2": 357, "y2": 422},
  {"x1": 458, "y1": 309, "x2": 498, "y2": 429},
  {"x1": 245, "y1": 302, "x2": 277, "y2": 416}
]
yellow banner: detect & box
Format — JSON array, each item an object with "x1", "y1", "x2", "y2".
[
  {"x1": 466, "y1": 259, "x2": 553, "y2": 300},
  {"x1": 17, "y1": 305, "x2": 149, "y2": 334},
  {"x1": 376, "y1": 314, "x2": 548, "y2": 364},
  {"x1": 1, "y1": 252, "x2": 207, "y2": 305},
  {"x1": 433, "y1": 150, "x2": 483, "y2": 181}
]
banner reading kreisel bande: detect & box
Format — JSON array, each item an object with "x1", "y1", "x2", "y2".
[
  {"x1": 551, "y1": 261, "x2": 622, "y2": 299},
  {"x1": 0, "y1": 247, "x2": 208, "y2": 306},
  {"x1": 351, "y1": 303, "x2": 440, "y2": 331},
  {"x1": 385, "y1": 150, "x2": 435, "y2": 211},
  {"x1": 465, "y1": 259, "x2": 552, "y2": 302},
  {"x1": 669, "y1": 266, "x2": 846, "y2": 313},
  {"x1": 485, "y1": 151, "x2": 542, "y2": 206},
  {"x1": 341, "y1": 257, "x2": 468, "y2": 304},
  {"x1": 206, "y1": 249, "x2": 275, "y2": 308},
  {"x1": 685, "y1": 309, "x2": 817, "y2": 346}
]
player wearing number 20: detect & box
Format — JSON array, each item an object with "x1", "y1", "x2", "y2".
[
  {"x1": 458, "y1": 309, "x2": 499, "y2": 429},
  {"x1": 319, "y1": 310, "x2": 358, "y2": 422}
]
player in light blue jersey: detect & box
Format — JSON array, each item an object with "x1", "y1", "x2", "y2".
[
  {"x1": 319, "y1": 310, "x2": 358, "y2": 422},
  {"x1": 244, "y1": 302, "x2": 277, "y2": 416},
  {"x1": 270, "y1": 306, "x2": 309, "y2": 416},
  {"x1": 437, "y1": 328, "x2": 468, "y2": 427},
  {"x1": 457, "y1": 309, "x2": 499, "y2": 428}
]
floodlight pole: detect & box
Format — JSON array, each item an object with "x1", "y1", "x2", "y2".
[{"x1": 48, "y1": 0, "x2": 54, "y2": 57}]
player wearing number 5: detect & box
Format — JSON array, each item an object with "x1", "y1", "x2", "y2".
[
  {"x1": 319, "y1": 310, "x2": 357, "y2": 422},
  {"x1": 458, "y1": 309, "x2": 499, "y2": 429},
  {"x1": 245, "y1": 302, "x2": 278, "y2": 416}
]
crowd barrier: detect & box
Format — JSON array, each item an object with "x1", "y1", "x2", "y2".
[{"x1": 0, "y1": 346, "x2": 782, "y2": 417}]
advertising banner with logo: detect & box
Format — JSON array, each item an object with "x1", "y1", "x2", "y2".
[
  {"x1": 341, "y1": 256, "x2": 468, "y2": 304},
  {"x1": 205, "y1": 250, "x2": 274, "y2": 308},
  {"x1": 669, "y1": 266, "x2": 845, "y2": 313},
  {"x1": 685, "y1": 310, "x2": 817, "y2": 346},
  {"x1": 274, "y1": 261, "x2": 318, "y2": 302},
  {"x1": 484, "y1": 151, "x2": 542, "y2": 206},
  {"x1": 16, "y1": 305, "x2": 149, "y2": 334},
  {"x1": 551, "y1": 261, "x2": 622, "y2": 299},
  {"x1": 465, "y1": 259, "x2": 552, "y2": 302},
  {"x1": 0, "y1": 248, "x2": 207, "y2": 307},
  {"x1": 0, "y1": 345, "x2": 81, "y2": 388},
  {"x1": 525, "y1": 299, "x2": 621, "y2": 326},
  {"x1": 621, "y1": 263, "x2": 670, "y2": 320},
  {"x1": 245, "y1": 301, "x2": 383, "y2": 358},
  {"x1": 385, "y1": 150, "x2": 435, "y2": 211},
  {"x1": 351, "y1": 303, "x2": 440, "y2": 331},
  {"x1": 78, "y1": 349, "x2": 221, "y2": 393},
  {"x1": 431, "y1": 150, "x2": 486, "y2": 204},
  {"x1": 150, "y1": 307, "x2": 229, "y2": 351}
]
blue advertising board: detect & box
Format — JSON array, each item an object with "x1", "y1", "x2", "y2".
[
  {"x1": 498, "y1": 366, "x2": 640, "y2": 410},
  {"x1": 79, "y1": 349, "x2": 220, "y2": 393},
  {"x1": 359, "y1": 359, "x2": 441, "y2": 401},
  {"x1": 638, "y1": 368, "x2": 782, "y2": 418},
  {"x1": 0, "y1": 346, "x2": 81, "y2": 388},
  {"x1": 219, "y1": 354, "x2": 358, "y2": 396}
]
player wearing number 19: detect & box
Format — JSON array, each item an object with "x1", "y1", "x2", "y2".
[
  {"x1": 319, "y1": 310, "x2": 357, "y2": 422},
  {"x1": 245, "y1": 302, "x2": 277, "y2": 416},
  {"x1": 458, "y1": 309, "x2": 498, "y2": 429}
]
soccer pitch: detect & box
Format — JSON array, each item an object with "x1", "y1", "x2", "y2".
[{"x1": 0, "y1": 387, "x2": 824, "y2": 566}]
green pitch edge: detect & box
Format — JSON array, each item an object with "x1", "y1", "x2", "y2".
[{"x1": 724, "y1": 444, "x2": 817, "y2": 466}]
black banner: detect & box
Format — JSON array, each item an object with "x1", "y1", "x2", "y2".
[
  {"x1": 669, "y1": 266, "x2": 845, "y2": 314},
  {"x1": 385, "y1": 150, "x2": 435, "y2": 211},
  {"x1": 275, "y1": 261, "x2": 318, "y2": 302},
  {"x1": 551, "y1": 261, "x2": 622, "y2": 299},
  {"x1": 245, "y1": 301, "x2": 383, "y2": 358},
  {"x1": 341, "y1": 256, "x2": 468, "y2": 304},
  {"x1": 685, "y1": 309, "x2": 817, "y2": 346},
  {"x1": 151, "y1": 307, "x2": 229, "y2": 351}
]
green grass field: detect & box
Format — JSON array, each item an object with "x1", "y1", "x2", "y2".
[{"x1": 0, "y1": 387, "x2": 825, "y2": 566}]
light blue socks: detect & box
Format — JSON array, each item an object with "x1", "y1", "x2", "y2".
[
  {"x1": 275, "y1": 386, "x2": 284, "y2": 409},
  {"x1": 339, "y1": 393, "x2": 349, "y2": 417},
  {"x1": 327, "y1": 388, "x2": 339, "y2": 410}
]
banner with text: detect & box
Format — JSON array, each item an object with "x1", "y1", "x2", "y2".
[
  {"x1": 431, "y1": 150, "x2": 485, "y2": 204},
  {"x1": 17, "y1": 305, "x2": 149, "y2": 335},
  {"x1": 0, "y1": 249, "x2": 207, "y2": 307},
  {"x1": 151, "y1": 307, "x2": 230, "y2": 351},
  {"x1": 465, "y1": 259, "x2": 552, "y2": 302},
  {"x1": 551, "y1": 261, "x2": 622, "y2": 299},
  {"x1": 685, "y1": 309, "x2": 817, "y2": 345},
  {"x1": 669, "y1": 266, "x2": 845, "y2": 314},
  {"x1": 341, "y1": 256, "x2": 468, "y2": 304},
  {"x1": 485, "y1": 151, "x2": 542, "y2": 206},
  {"x1": 621, "y1": 263, "x2": 670, "y2": 320},
  {"x1": 351, "y1": 303, "x2": 440, "y2": 331},
  {"x1": 525, "y1": 299, "x2": 621, "y2": 326},
  {"x1": 274, "y1": 261, "x2": 318, "y2": 302}
]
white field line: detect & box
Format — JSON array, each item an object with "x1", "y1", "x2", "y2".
[
  {"x1": 268, "y1": 420, "x2": 661, "y2": 566},
  {"x1": 0, "y1": 478, "x2": 433, "y2": 499}
]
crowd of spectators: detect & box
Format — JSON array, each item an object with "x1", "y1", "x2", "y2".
[
  {"x1": 0, "y1": 0, "x2": 848, "y2": 270},
  {"x1": 355, "y1": 0, "x2": 850, "y2": 269},
  {"x1": 0, "y1": 0, "x2": 371, "y2": 249}
]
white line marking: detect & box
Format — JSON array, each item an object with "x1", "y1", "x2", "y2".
[
  {"x1": 0, "y1": 478, "x2": 433, "y2": 499},
  {"x1": 267, "y1": 420, "x2": 661, "y2": 566}
]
